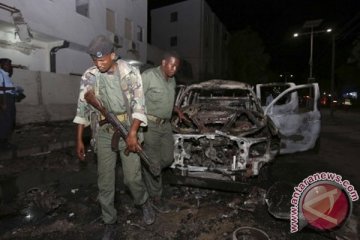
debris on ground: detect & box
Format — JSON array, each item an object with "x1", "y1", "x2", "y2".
[
  {"x1": 232, "y1": 226, "x2": 270, "y2": 240},
  {"x1": 1, "y1": 146, "x2": 359, "y2": 240},
  {"x1": 265, "y1": 181, "x2": 294, "y2": 219}
]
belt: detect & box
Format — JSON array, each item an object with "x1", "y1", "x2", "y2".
[
  {"x1": 147, "y1": 114, "x2": 169, "y2": 125},
  {"x1": 99, "y1": 113, "x2": 128, "y2": 122}
]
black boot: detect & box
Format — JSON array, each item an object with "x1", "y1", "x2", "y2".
[
  {"x1": 142, "y1": 199, "x2": 155, "y2": 225},
  {"x1": 151, "y1": 197, "x2": 171, "y2": 213},
  {"x1": 102, "y1": 224, "x2": 117, "y2": 240}
]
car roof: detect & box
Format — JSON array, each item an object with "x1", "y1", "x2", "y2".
[{"x1": 186, "y1": 79, "x2": 252, "y2": 90}]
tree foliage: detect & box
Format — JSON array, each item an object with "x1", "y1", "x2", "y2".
[
  {"x1": 228, "y1": 27, "x2": 270, "y2": 84},
  {"x1": 335, "y1": 37, "x2": 360, "y2": 93},
  {"x1": 348, "y1": 38, "x2": 360, "y2": 68}
]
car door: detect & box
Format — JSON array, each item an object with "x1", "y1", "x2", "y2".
[{"x1": 256, "y1": 83, "x2": 321, "y2": 154}]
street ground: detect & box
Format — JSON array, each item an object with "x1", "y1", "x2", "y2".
[{"x1": 0, "y1": 109, "x2": 359, "y2": 240}]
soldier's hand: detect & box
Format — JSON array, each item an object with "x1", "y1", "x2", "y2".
[
  {"x1": 76, "y1": 141, "x2": 86, "y2": 161},
  {"x1": 126, "y1": 132, "x2": 141, "y2": 153}
]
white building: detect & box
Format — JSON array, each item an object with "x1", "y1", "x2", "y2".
[
  {"x1": 0, "y1": 0, "x2": 148, "y2": 75},
  {"x1": 150, "y1": 0, "x2": 229, "y2": 83}
]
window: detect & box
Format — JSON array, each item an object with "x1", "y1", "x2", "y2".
[
  {"x1": 136, "y1": 25, "x2": 143, "y2": 42},
  {"x1": 298, "y1": 88, "x2": 315, "y2": 112},
  {"x1": 106, "y1": 9, "x2": 115, "y2": 33},
  {"x1": 170, "y1": 36, "x2": 177, "y2": 47},
  {"x1": 76, "y1": 0, "x2": 89, "y2": 17},
  {"x1": 170, "y1": 12, "x2": 178, "y2": 22},
  {"x1": 125, "y1": 18, "x2": 132, "y2": 40}
]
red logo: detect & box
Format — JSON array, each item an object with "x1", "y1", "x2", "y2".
[{"x1": 301, "y1": 182, "x2": 350, "y2": 230}]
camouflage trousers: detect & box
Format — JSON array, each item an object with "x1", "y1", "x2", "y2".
[{"x1": 96, "y1": 124, "x2": 148, "y2": 224}]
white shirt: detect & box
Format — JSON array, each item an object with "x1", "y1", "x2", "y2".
[{"x1": 0, "y1": 68, "x2": 15, "y2": 94}]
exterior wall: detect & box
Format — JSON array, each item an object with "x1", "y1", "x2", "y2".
[
  {"x1": 150, "y1": 0, "x2": 228, "y2": 83},
  {"x1": 147, "y1": 44, "x2": 165, "y2": 66},
  {"x1": 0, "y1": 0, "x2": 147, "y2": 74},
  {"x1": 151, "y1": 0, "x2": 201, "y2": 83},
  {"x1": 0, "y1": 36, "x2": 51, "y2": 72},
  {"x1": 12, "y1": 68, "x2": 80, "y2": 125},
  {"x1": 202, "y1": 3, "x2": 229, "y2": 80},
  {"x1": 0, "y1": 0, "x2": 168, "y2": 125}
]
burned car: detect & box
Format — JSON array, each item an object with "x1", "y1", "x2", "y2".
[
  {"x1": 169, "y1": 80, "x2": 321, "y2": 184},
  {"x1": 170, "y1": 80, "x2": 281, "y2": 181},
  {"x1": 256, "y1": 82, "x2": 321, "y2": 154}
]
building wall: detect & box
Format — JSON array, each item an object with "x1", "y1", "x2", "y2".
[
  {"x1": 147, "y1": 44, "x2": 165, "y2": 66},
  {"x1": 12, "y1": 68, "x2": 80, "y2": 125},
  {"x1": 151, "y1": 0, "x2": 201, "y2": 83},
  {"x1": 0, "y1": 0, "x2": 170, "y2": 125},
  {"x1": 0, "y1": 0, "x2": 148, "y2": 74},
  {"x1": 202, "y1": 2, "x2": 229, "y2": 80},
  {"x1": 151, "y1": 0, "x2": 228, "y2": 83}
]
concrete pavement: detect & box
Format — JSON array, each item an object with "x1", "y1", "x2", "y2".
[{"x1": 0, "y1": 121, "x2": 80, "y2": 161}]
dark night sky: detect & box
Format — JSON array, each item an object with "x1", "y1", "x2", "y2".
[{"x1": 149, "y1": 0, "x2": 360, "y2": 80}]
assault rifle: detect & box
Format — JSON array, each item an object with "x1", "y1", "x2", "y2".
[{"x1": 84, "y1": 90, "x2": 160, "y2": 177}]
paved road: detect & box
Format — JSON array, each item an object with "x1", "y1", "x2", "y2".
[
  {"x1": 269, "y1": 108, "x2": 360, "y2": 239},
  {"x1": 272, "y1": 108, "x2": 360, "y2": 189}
]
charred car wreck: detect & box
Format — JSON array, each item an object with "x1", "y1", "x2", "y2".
[
  {"x1": 170, "y1": 80, "x2": 281, "y2": 181},
  {"x1": 169, "y1": 80, "x2": 320, "y2": 185}
]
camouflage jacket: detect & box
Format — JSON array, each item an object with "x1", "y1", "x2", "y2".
[{"x1": 73, "y1": 59, "x2": 147, "y2": 127}]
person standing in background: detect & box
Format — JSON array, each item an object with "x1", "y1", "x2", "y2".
[
  {"x1": 0, "y1": 58, "x2": 16, "y2": 150},
  {"x1": 141, "y1": 52, "x2": 185, "y2": 213}
]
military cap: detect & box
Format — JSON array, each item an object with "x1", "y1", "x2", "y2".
[{"x1": 87, "y1": 35, "x2": 114, "y2": 58}]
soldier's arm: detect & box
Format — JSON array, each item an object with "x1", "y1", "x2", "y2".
[
  {"x1": 76, "y1": 124, "x2": 86, "y2": 160},
  {"x1": 126, "y1": 118, "x2": 143, "y2": 152},
  {"x1": 73, "y1": 69, "x2": 95, "y2": 159},
  {"x1": 127, "y1": 69, "x2": 147, "y2": 127}
]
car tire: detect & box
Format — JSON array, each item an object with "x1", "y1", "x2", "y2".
[{"x1": 251, "y1": 163, "x2": 274, "y2": 189}]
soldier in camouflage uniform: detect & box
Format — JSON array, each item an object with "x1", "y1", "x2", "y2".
[{"x1": 73, "y1": 35, "x2": 155, "y2": 240}]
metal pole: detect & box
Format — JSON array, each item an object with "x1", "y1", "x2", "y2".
[
  {"x1": 330, "y1": 34, "x2": 336, "y2": 116},
  {"x1": 331, "y1": 34, "x2": 335, "y2": 95},
  {"x1": 309, "y1": 27, "x2": 314, "y2": 81}
]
